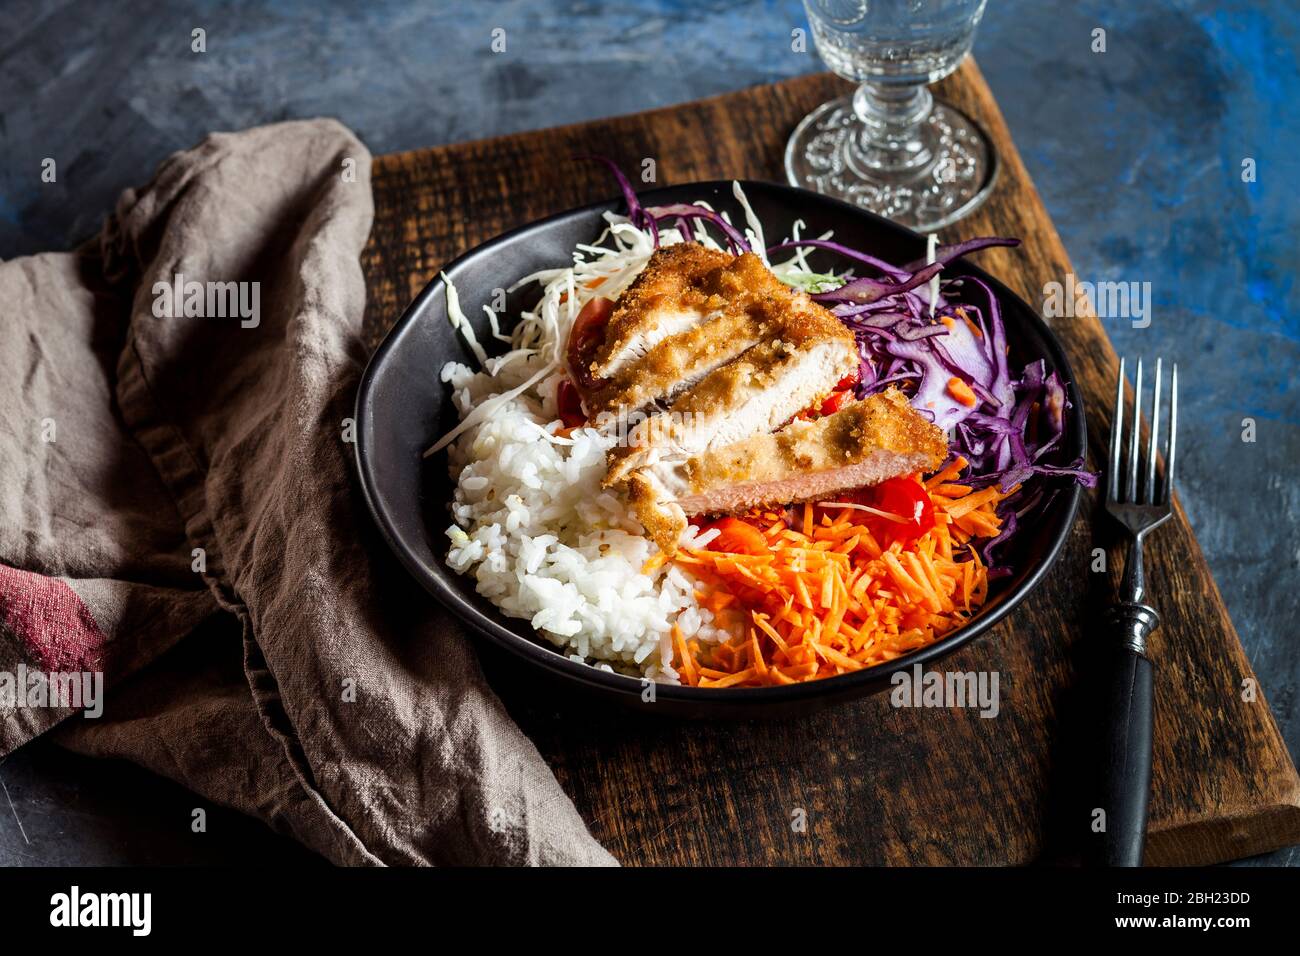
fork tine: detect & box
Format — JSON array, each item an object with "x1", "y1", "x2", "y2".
[
  {"x1": 1146, "y1": 358, "x2": 1162, "y2": 503},
  {"x1": 1109, "y1": 357, "x2": 1125, "y2": 501},
  {"x1": 1126, "y1": 358, "x2": 1143, "y2": 503},
  {"x1": 1165, "y1": 363, "x2": 1178, "y2": 504}
]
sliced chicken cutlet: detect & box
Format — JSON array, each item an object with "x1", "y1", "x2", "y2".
[
  {"x1": 589, "y1": 306, "x2": 767, "y2": 415},
  {"x1": 591, "y1": 257, "x2": 777, "y2": 417},
  {"x1": 589, "y1": 243, "x2": 735, "y2": 381},
  {"x1": 588, "y1": 244, "x2": 806, "y2": 388},
  {"x1": 603, "y1": 297, "x2": 858, "y2": 484},
  {"x1": 627, "y1": 389, "x2": 949, "y2": 551}
]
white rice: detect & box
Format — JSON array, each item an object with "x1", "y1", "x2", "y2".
[{"x1": 444, "y1": 374, "x2": 728, "y2": 680}]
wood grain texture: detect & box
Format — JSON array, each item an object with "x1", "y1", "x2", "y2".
[{"x1": 361, "y1": 62, "x2": 1300, "y2": 866}]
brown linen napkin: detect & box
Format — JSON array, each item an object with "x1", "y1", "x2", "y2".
[{"x1": 0, "y1": 119, "x2": 615, "y2": 866}]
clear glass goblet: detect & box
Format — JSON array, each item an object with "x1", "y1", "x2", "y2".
[{"x1": 786, "y1": 0, "x2": 996, "y2": 231}]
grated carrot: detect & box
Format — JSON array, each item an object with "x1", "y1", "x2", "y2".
[
  {"x1": 669, "y1": 477, "x2": 1009, "y2": 687},
  {"x1": 671, "y1": 624, "x2": 698, "y2": 686},
  {"x1": 947, "y1": 377, "x2": 979, "y2": 408},
  {"x1": 642, "y1": 551, "x2": 670, "y2": 574}
]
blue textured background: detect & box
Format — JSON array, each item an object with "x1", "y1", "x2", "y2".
[{"x1": 0, "y1": 0, "x2": 1296, "y2": 865}]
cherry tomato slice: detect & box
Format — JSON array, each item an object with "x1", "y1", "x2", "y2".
[
  {"x1": 566, "y1": 297, "x2": 614, "y2": 392},
  {"x1": 834, "y1": 370, "x2": 861, "y2": 392},
  {"x1": 701, "y1": 516, "x2": 770, "y2": 556},
  {"x1": 872, "y1": 477, "x2": 935, "y2": 541},
  {"x1": 819, "y1": 389, "x2": 850, "y2": 417},
  {"x1": 838, "y1": 476, "x2": 935, "y2": 543},
  {"x1": 556, "y1": 378, "x2": 586, "y2": 428},
  {"x1": 801, "y1": 372, "x2": 860, "y2": 420}
]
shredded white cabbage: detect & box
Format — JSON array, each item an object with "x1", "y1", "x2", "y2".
[
  {"x1": 768, "y1": 220, "x2": 849, "y2": 293},
  {"x1": 426, "y1": 211, "x2": 680, "y2": 456},
  {"x1": 926, "y1": 232, "x2": 940, "y2": 318},
  {"x1": 732, "y1": 181, "x2": 768, "y2": 266},
  {"x1": 443, "y1": 272, "x2": 487, "y2": 366}
]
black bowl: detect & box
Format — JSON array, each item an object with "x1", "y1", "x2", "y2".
[{"x1": 354, "y1": 180, "x2": 1085, "y2": 718}]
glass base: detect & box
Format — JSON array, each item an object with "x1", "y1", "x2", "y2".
[{"x1": 784, "y1": 93, "x2": 998, "y2": 232}]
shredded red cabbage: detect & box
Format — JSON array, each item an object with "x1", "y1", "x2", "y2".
[
  {"x1": 767, "y1": 239, "x2": 910, "y2": 279},
  {"x1": 577, "y1": 156, "x2": 751, "y2": 255},
  {"x1": 899, "y1": 236, "x2": 1021, "y2": 273},
  {"x1": 641, "y1": 202, "x2": 750, "y2": 255},
  {"x1": 812, "y1": 261, "x2": 943, "y2": 306},
  {"x1": 778, "y1": 236, "x2": 1095, "y2": 569}
]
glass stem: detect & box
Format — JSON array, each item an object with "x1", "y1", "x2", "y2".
[{"x1": 849, "y1": 83, "x2": 935, "y2": 173}]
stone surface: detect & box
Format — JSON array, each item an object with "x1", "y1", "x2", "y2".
[{"x1": 0, "y1": 0, "x2": 1295, "y2": 865}]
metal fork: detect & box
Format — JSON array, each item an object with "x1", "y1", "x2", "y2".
[{"x1": 1099, "y1": 356, "x2": 1178, "y2": 867}]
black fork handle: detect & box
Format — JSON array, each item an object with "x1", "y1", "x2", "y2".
[{"x1": 1102, "y1": 603, "x2": 1159, "y2": 867}]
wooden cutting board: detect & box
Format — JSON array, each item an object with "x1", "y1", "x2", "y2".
[{"x1": 360, "y1": 62, "x2": 1300, "y2": 866}]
